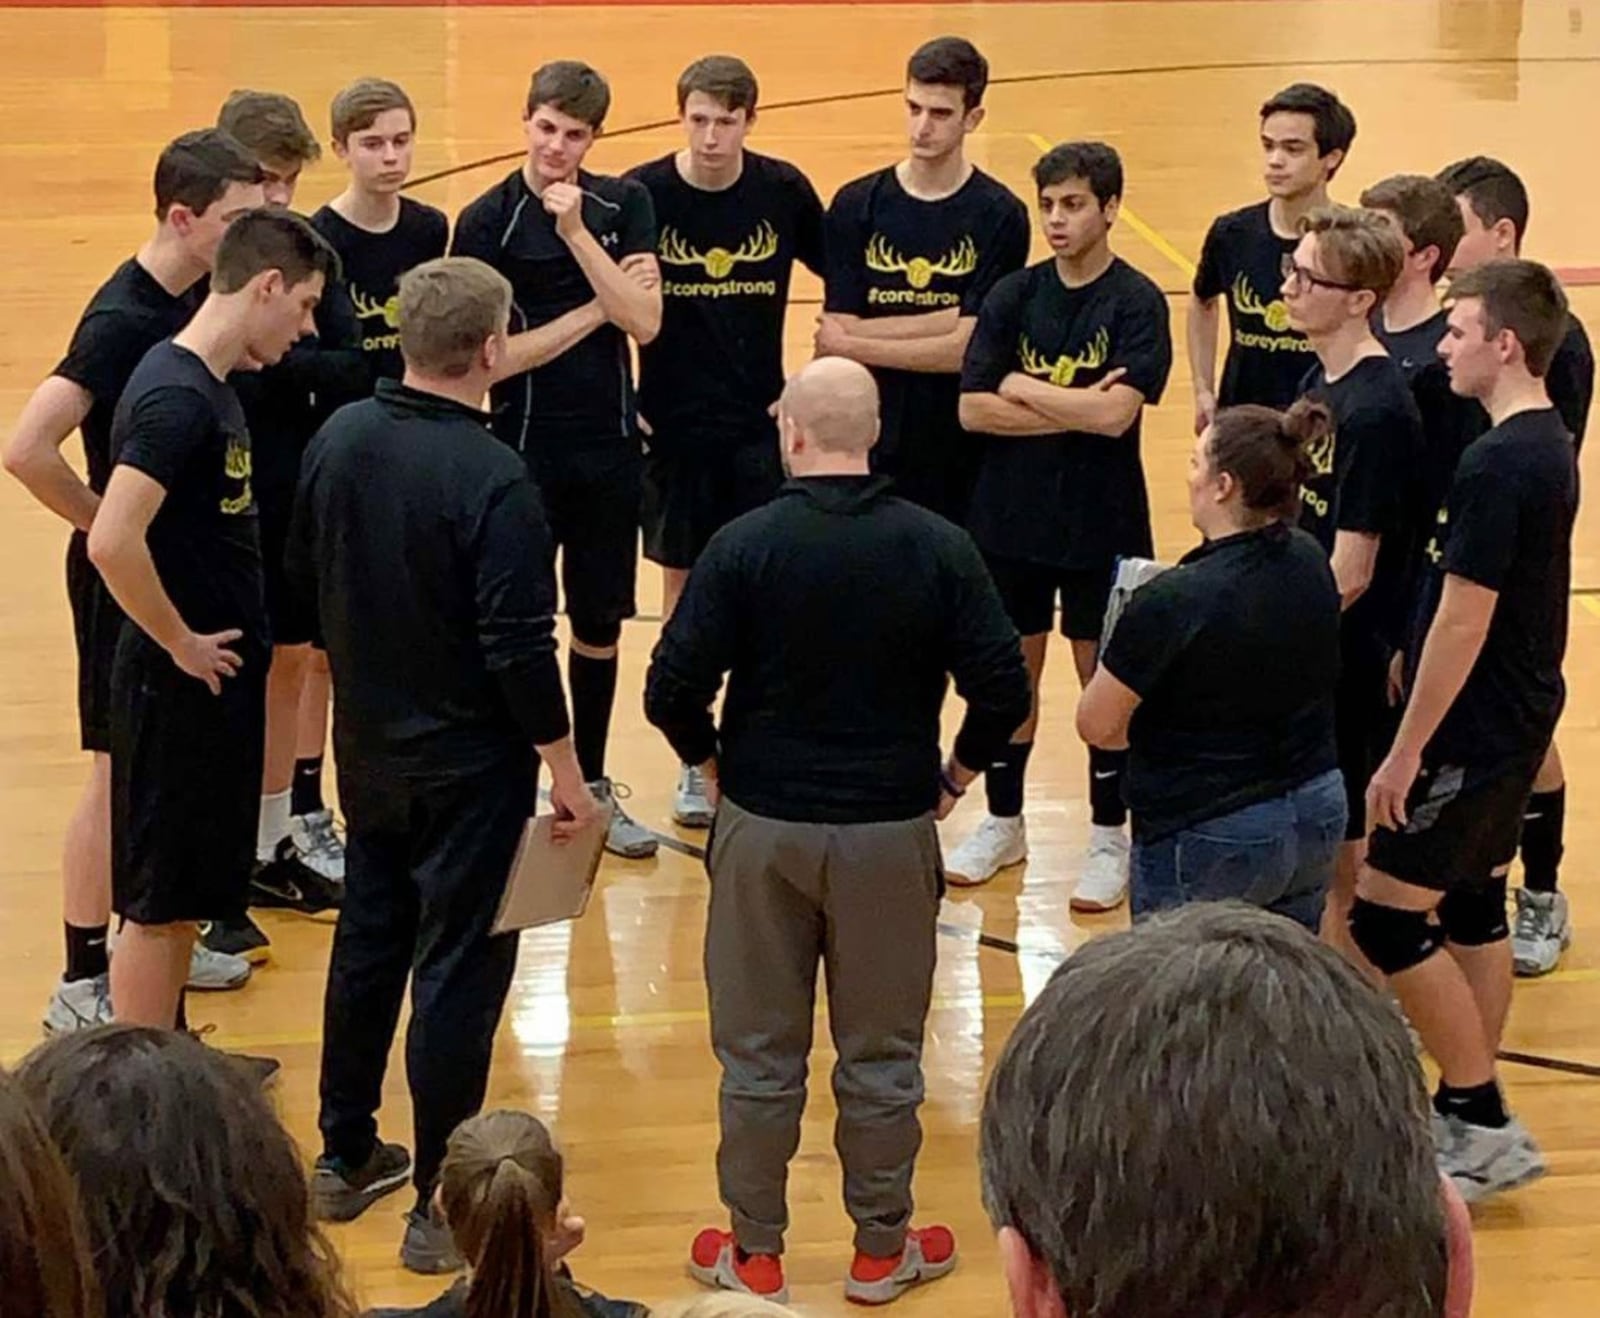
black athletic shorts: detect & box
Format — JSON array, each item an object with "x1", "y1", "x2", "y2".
[
  {"x1": 1365, "y1": 750, "x2": 1543, "y2": 893},
  {"x1": 642, "y1": 429, "x2": 783, "y2": 569},
  {"x1": 532, "y1": 443, "x2": 642, "y2": 639},
  {"x1": 1335, "y1": 634, "x2": 1392, "y2": 842},
  {"x1": 986, "y1": 554, "x2": 1117, "y2": 642},
  {"x1": 256, "y1": 478, "x2": 317, "y2": 647},
  {"x1": 110, "y1": 629, "x2": 268, "y2": 925},
  {"x1": 67, "y1": 532, "x2": 121, "y2": 753}
]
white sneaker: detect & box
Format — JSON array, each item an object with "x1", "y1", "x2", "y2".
[
  {"x1": 1437, "y1": 1114, "x2": 1546, "y2": 1203},
  {"x1": 673, "y1": 764, "x2": 715, "y2": 829},
  {"x1": 1071, "y1": 825, "x2": 1130, "y2": 912},
  {"x1": 43, "y1": 974, "x2": 113, "y2": 1036},
  {"x1": 944, "y1": 814, "x2": 1027, "y2": 887},
  {"x1": 1512, "y1": 888, "x2": 1571, "y2": 978},
  {"x1": 290, "y1": 807, "x2": 346, "y2": 883},
  {"x1": 188, "y1": 941, "x2": 253, "y2": 992},
  {"x1": 592, "y1": 779, "x2": 659, "y2": 860}
]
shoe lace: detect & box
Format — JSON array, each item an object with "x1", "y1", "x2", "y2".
[
  {"x1": 305, "y1": 811, "x2": 344, "y2": 858},
  {"x1": 684, "y1": 765, "x2": 706, "y2": 794},
  {"x1": 1513, "y1": 895, "x2": 1549, "y2": 941}
]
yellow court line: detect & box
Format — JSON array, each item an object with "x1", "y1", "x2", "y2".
[
  {"x1": 1025, "y1": 132, "x2": 1197, "y2": 284},
  {"x1": 1578, "y1": 595, "x2": 1600, "y2": 620}
]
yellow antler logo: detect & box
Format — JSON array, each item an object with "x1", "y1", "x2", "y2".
[
  {"x1": 1305, "y1": 421, "x2": 1336, "y2": 477},
  {"x1": 1232, "y1": 273, "x2": 1292, "y2": 332},
  {"x1": 1019, "y1": 327, "x2": 1110, "y2": 388},
  {"x1": 352, "y1": 287, "x2": 401, "y2": 329},
  {"x1": 864, "y1": 233, "x2": 977, "y2": 290},
  {"x1": 658, "y1": 221, "x2": 779, "y2": 279}
]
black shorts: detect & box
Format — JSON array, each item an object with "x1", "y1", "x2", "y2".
[
  {"x1": 1365, "y1": 751, "x2": 1542, "y2": 892},
  {"x1": 67, "y1": 533, "x2": 121, "y2": 752},
  {"x1": 642, "y1": 429, "x2": 782, "y2": 569},
  {"x1": 110, "y1": 630, "x2": 268, "y2": 925},
  {"x1": 874, "y1": 442, "x2": 982, "y2": 528},
  {"x1": 986, "y1": 555, "x2": 1117, "y2": 642},
  {"x1": 534, "y1": 445, "x2": 642, "y2": 639},
  {"x1": 256, "y1": 479, "x2": 317, "y2": 647},
  {"x1": 1335, "y1": 637, "x2": 1391, "y2": 842}
]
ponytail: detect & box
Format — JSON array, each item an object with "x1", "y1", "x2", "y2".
[{"x1": 1208, "y1": 400, "x2": 1334, "y2": 521}]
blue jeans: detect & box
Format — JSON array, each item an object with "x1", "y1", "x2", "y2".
[{"x1": 1130, "y1": 769, "x2": 1347, "y2": 932}]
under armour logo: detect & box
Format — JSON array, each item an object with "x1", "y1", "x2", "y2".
[{"x1": 600, "y1": 232, "x2": 620, "y2": 249}]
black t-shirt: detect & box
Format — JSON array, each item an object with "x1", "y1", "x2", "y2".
[
  {"x1": 1102, "y1": 523, "x2": 1341, "y2": 841},
  {"x1": 1410, "y1": 408, "x2": 1575, "y2": 764},
  {"x1": 1194, "y1": 201, "x2": 1316, "y2": 409},
  {"x1": 823, "y1": 166, "x2": 1030, "y2": 474},
  {"x1": 961, "y1": 257, "x2": 1172, "y2": 568},
  {"x1": 110, "y1": 341, "x2": 267, "y2": 646},
  {"x1": 310, "y1": 198, "x2": 449, "y2": 382},
  {"x1": 627, "y1": 151, "x2": 825, "y2": 443},
  {"x1": 1548, "y1": 313, "x2": 1594, "y2": 455},
  {"x1": 451, "y1": 168, "x2": 656, "y2": 460},
  {"x1": 1297, "y1": 354, "x2": 1425, "y2": 647},
  {"x1": 53, "y1": 257, "x2": 204, "y2": 494}
]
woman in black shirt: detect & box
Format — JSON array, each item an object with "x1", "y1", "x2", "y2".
[{"x1": 1077, "y1": 401, "x2": 1346, "y2": 930}]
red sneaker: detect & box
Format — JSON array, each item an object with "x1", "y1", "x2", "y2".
[
  {"x1": 846, "y1": 1225, "x2": 958, "y2": 1305},
  {"x1": 689, "y1": 1227, "x2": 789, "y2": 1304}
]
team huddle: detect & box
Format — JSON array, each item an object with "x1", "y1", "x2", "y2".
[{"x1": 3, "y1": 26, "x2": 1590, "y2": 1298}]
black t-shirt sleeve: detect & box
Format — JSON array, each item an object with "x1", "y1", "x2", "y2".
[
  {"x1": 959, "y1": 275, "x2": 1026, "y2": 393},
  {"x1": 617, "y1": 183, "x2": 657, "y2": 258},
  {"x1": 1442, "y1": 447, "x2": 1519, "y2": 592},
  {"x1": 55, "y1": 312, "x2": 145, "y2": 402},
  {"x1": 962, "y1": 200, "x2": 1031, "y2": 316},
  {"x1": 1547, "y1": 322, "x2": 1594, "y2": 450},
  {"x1": 1193, "y1": 216, "x2": 1229, "y2": 300},
  {"x1": 1100, "y1": 576, "x2": 1201, "y2": 698},
  {"x1": 1111, "y1": 282, "x2": 1174, "y2": 403},
  {"x1": 422, "y1": 207, "x2": 450, "y2": 261},
  {"x1": 449, "y1": 198, "x2": 501, "y2": 266},
  {"x1": 822, "y1": 187, "x2": 870, "y2": 315},
  {"x1": 1334, "y1": 404, "x2": 1404, "y2": 535},
  {"x1": 113, "y1": 385, "x2": 214, "y2": 490},
  {"x1": 942, "y1": 535, "x2": 1032, "y2": 768},
  {"x1": 791, "y1": 169, "x2": 828, "y2": 279}
]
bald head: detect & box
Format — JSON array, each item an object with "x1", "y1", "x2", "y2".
[{"x1": 780, "y1": 357, "x2": 880, "y2": 456}]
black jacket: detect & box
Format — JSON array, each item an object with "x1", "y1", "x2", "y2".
[{"x1": 645, "y1": 475, "x2": 1031, "y2": 823}]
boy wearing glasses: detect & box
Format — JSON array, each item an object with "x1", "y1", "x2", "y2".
[{"x1": 1282, "y1": 205, "x2": 1424, "y2": 969}]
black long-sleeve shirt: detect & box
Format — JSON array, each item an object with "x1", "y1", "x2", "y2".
[
  {"x1": 288, "y1": 380, "x2": 569, "y2": 777},
  {"x1": 645, "y1": 475, "x2": 1031, "y2": 823}
]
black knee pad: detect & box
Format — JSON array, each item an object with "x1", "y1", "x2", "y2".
[
  {"x1": 570, "y1": 617, "x2": 623, "y2": 650},
  {"x1": 1349, "y1": 898, "x2": 1444, "y2": 976},
  {"x1": 1438, "y1": 878, "x2": 1510, "y2": 947}
]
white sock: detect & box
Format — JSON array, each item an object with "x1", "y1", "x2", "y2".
[
  {"x1": 257, "y1": 789, "x2": 292, "y2": 862},
  {"x1": 1090, "y1": 822, "x2": 1128, "y2": 851}
]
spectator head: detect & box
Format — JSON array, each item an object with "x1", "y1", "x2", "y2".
[{"x1": 980, "y1": 903, "x2": 1465, "y2": 1318}]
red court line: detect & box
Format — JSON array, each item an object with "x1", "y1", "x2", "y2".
[
  {"x1": 1, "y1": 0, "x2": 1241, "y2": 7},
  {"x1": 1556, "y1": 266, "x2": 1600, "y2": 288}
]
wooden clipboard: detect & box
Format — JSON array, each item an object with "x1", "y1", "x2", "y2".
[{"x1": 491, "y1": 812, "x2": 608, "y2": 935}]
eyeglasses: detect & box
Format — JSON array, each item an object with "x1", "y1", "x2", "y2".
[{"x1": 1280, "y1": 253, "x2": 1362, "y2": 294}]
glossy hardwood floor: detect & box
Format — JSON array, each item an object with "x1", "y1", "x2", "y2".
[{"x1": 2, "y1": 2, "x2": 1599, "y2": 1313}]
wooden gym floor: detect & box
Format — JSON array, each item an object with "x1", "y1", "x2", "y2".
[{"x1": 2, "y1": 1, "x2": 1599, "y2": 1312}]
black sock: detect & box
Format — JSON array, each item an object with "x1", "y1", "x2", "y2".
[
  {"x1": 1088, "y1": 747, "x2": 1129, "y2": 827},
  {"x1": 175, "y1": 988, "x2": 189, "y2": 1034},
  {"x1": 985, "y1": 743, "x2": 1034, "y2": 818},
  {"x1": 568, "y1": 650, "x2": 619, "y2": 784},
  {"x1": 1434, "y1": 1079, "x2": 1509, "y2": 1129},
  {"x1": 292, "y1": 755, "x2": 326, "y2": 817},
  {"x1": 64, "y1": 922, "x2": 109, "y2": 983},
  {"x1": 1520, "y1": 786, "x2": 1565, "y2": 894}
]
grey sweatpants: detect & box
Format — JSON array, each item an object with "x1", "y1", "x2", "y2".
[{"x1": 705, "y1": 796, "x2": 942, "y2": 1257}]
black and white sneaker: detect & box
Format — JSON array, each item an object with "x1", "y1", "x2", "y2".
[
  {"x1": 199, "y1": 913, "x2": 272, "y2": 964},
  {"x1": 250, "y1": 839, "x2": 343, "y2": 914},
  {"x1": 312, "y1": 1142, "x2": 413, "y2": 1223}
]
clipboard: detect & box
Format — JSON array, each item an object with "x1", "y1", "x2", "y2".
[
  {"x1": 491, "y1": 812, "x2": 608, "y2": 935},
  {"x1": 1098, "y1": 556, "x2": 1170, "y2": 651}
]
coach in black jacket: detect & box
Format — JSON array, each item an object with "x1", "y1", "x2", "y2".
[
  {"x1": 287, "y1": 256, "x2": 598, "y2": 1273},
  {"x1": 644, "y1": 357, "x2": 1030, "y2": 1299}
]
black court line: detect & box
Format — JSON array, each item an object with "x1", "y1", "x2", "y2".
[
  {"x1": 407, "y1": 53, "x2": 1600, "y2": 192},
  {"x1": 1495, "y1": 1049, "x2": 1600, "y2": 1079}
]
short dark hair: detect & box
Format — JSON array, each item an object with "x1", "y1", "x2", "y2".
[
  {"x1": 330, "y1": 77, "x2": 417, "y2": 143},
  {"x1": 18, "y1": 1026, "x2": 357, "y2": 1318},
  {"x1": 1300, "y1": 203, "x2": 1407, "y2": 298},
  {"x1": 526, "y1": 60, "x2": 610, "y2": 129},
  {"x1": 212, "y1": 208, "x2": 340, "y2": 295},
  {"x1": 1260, "y1": 82, "x2": 1357, "y2": 167},
  {"x1": 1209, "y1": 398, "x2": 1332, "y2": 519},
  {"x1": 1033, "y1": 141, "x2": 1123, "y2": 207},
  {"x1": 981, "y1": 904, "x2": 1447, "y2": 1318},
  {"x1": 676, "y1": 54, "x2": 759, "y2": 116},
  {"x1": 217, "y1": 89, "x2": 322, "y2": 166},
  {"x1": 153, "y1": 128, "x2": 264, "y2": 221},
  {"x1": 906, "y1": 36, "x2": 989, "y2": 111},
  {"x1": 1360, "y1": 174, "x2": 1467, "y2": 283},
  {"x1": 1437, "y1": 155, "x2": 1530, "y2": 250},
  {"x1": 1447, "y1": 258, "x2": 1570, "y2": 376}
]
